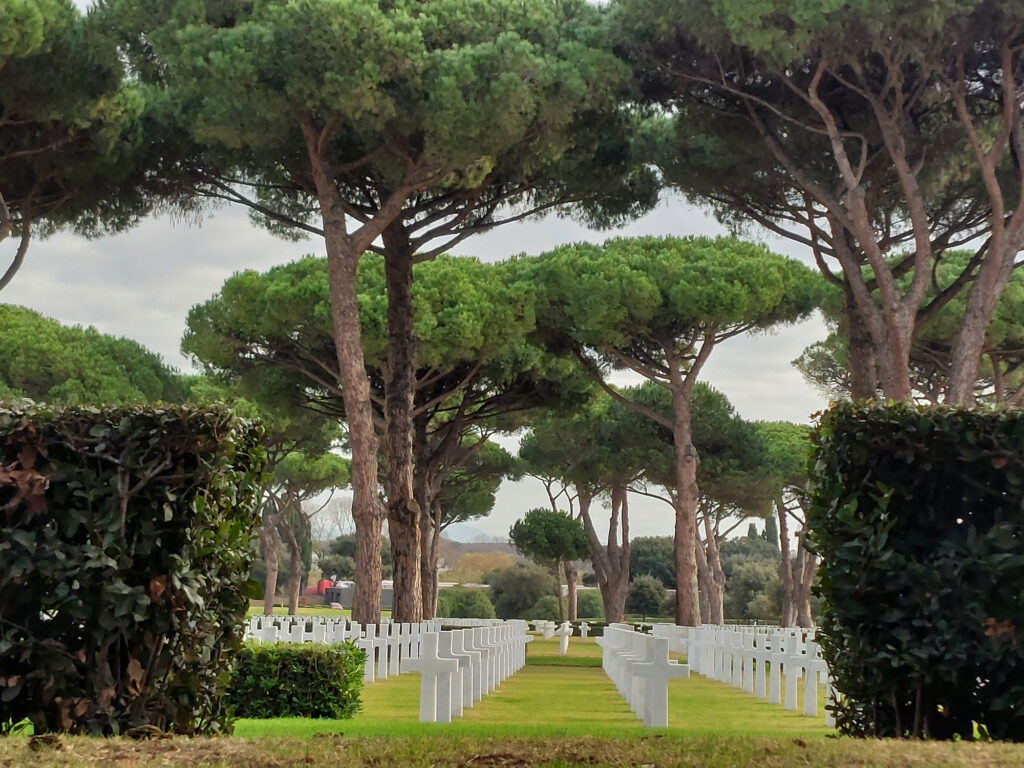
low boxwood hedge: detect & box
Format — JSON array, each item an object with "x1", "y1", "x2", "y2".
[{"x1": 228, "y1": 643, "x2": 365, "y2": 719}]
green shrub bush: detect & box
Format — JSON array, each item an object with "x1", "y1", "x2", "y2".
[
  {"x1": 436, "y1": 586, "x2": 496, "y2": 619},
  {"x1": 626, "y1": 575, "x2": 667, "y2": 619},
  {"x1": 486, "y1": 562, "x2": 554, "y2": 619},
  {"x1": 0, "y1": 403, "x2": 265, "y2": 735},
  {"x1": 576, "y1": 590, "x2": 605, "y2": 619},
  {"x1": 228, "y1": 643, "x2": 365, "y2": 719},
  {"x1": 528, "y1": 594, "x2": 562, "y2": 621},
  {"x1": 810, "y1": 402, "x2": 1024, "y2": 741}
]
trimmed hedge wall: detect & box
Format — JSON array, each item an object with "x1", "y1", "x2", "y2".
[
  {"x1": 809, "y1": 402, "x2": 1024, "y2": 740},
  {"x1": 228, "y1": 643, "x2": 365, "y2": 719},
  {"x1": 0, "y1": 403, "x2": 265, "y2": 735}
]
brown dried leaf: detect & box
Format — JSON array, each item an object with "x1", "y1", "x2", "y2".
[
  {"x1": 126, "y1": 656, "x2": 145, "y2": 694},
  {"x1": 98, "y1": 684, "x2": 116, "y2": 710},
  {"x1": 149, "y1": 575, "x2": 168, "y2": 602},
  {"x1": 17, "y1": 445, "x2": 36, "y2": 470}
]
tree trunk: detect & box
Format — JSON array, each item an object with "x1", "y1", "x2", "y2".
[
  {"x1": 280, "y1": 514, "x2": 303, "y2": 615},
  {"x1": 304, "y1": 116, "x2": 387, "y2": 625},
  {"x1": 578, "y1": 489, "x2": 629, "y2": 623},
  {"x1": 828, "y1": 217, "x2": 915, "y2": 402},
  {"x1": 793, "y1": 531, "x2": 817, "y2": 627},
  {"x1": 694, "y1": 534, "x2": 712, "y2": 624},
  {"x1": 669, "y1": 383, "x2": 701, "y2": 626},
  {"x1": 776, "y1": 495, "x2": 796, "y2": 626},
  {"x1": 0, "y1": 200, "x2": 31, "y2": 293},
  {"x1": 947, "y1": 238, "x2": 1022, "y2": 405},
  {"x1": 611, "y1": 488, "x2": 631, "y2": 623},
  {"x1": 844, "y1": 290, "x2": 878, "y2": 399},
  {"x1": 424, "y1": 499, "x2": 443, "y2": 618},
  {"x1": 414, "y1": 417, "x2": 436, "y2": 616},
  {"x1": 327, "y1": 243, "x2": 383, "y2": 625},
  {"x1": 382, "y1": 222, "x2": 422, "y2": 622},
  {"x1": 876, "y1": 310, "x2": 915, "y2": 402},
  {"x1": 260, "y1": 510, "x2": 281, "y2": 616},
  {"x1": 554, "y1": 562, "x2": 564, "y2": 622},
  {"x1": 701, "y1": 513, "x2": 726, "y2": 625},
  {"x1": 564, "y1": 560, "x2": 578, "y2": 621}
]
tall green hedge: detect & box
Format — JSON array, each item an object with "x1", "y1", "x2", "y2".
[
  {"x1": 809, "y1": 402, "x2": 1024, "y2": 740},
  {"x1": 228, "y1": 643, "x2": 365, "y2": 719},
  {"x1": 0, "y1": 403, "x2": 265, "y2": 735}
]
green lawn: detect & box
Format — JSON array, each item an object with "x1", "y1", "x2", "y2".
[
  {"x1": 234, "y1": 636, "x2": 831, "y2": 740},
  {"x1": 5, "y1": 636, "x2": 1024, "y2": 767}
]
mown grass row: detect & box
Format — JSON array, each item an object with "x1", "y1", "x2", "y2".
[{"x1": 5, "y1": 636, "x2": 1022, "y2": 767}]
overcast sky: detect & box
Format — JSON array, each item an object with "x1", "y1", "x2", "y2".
[
  {"x1": 16, "y1": 0, "x2": 829, "y2": 542},
  {"x1": 8, "y1": 191, "x2": 828, "y2": 541}
]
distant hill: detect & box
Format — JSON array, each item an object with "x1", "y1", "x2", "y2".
[{"x1": 443, "y1": 522, "x2": 506, "y2": 543}]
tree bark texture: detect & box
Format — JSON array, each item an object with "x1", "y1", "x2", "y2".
[
  {"x1": 670, "y1": 387, "x2": 701, "y2": 626},
  {"x1": 844, "y1": 288, "x2": 878, "y2": 400},
  {"x1": 326, "y1": 243, "x2": 383, "y2": 624},
  {"x1": 382, "y1": 224, "x2": 422, "y2": 623},
  {"x1": 563, "y1": 560, "x2": 578, "y2": 621},
  {"x1": 0, "y1": 190, "x2": 31, "y2": 293},
  {"x1": 694, "y1": 538, "x2": 712, "y2": 625},
  {"x1": 280, "y1": 513, "x2": 302, "y2": 616},
  {"x1": 947, "y1": 238, "x2": 1022, "y2": 404},
  {"x1": 260, "y1": 510, "x2": 281, "y2": 616},
  {"x1": 776, "y1": 496, "x2": 797, "y2": 627},
  {"x1": 701, "y1": 514, "x2": 726, "y2": 625},
  {"x1": 793, "y1": 532, "x2": 817, "y2": 627},
  {"x1": 304, "y1": 119, "x2": 386, "y2": 625},
  {"x1": 554, "y1": 563, "x2": 565, "y2": 622},
  {"x1": 578, "y1": 489, "x2": 630, "y2": 623}
]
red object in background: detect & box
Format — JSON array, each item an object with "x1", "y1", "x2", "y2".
[{"x1": 316, "y1": 578, "x2": 333, "y2": 596}]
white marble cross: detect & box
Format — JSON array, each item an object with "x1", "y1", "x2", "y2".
[
  {"x1": 631, "y1": 636, "x2": 690, "y2": 727},
  {"x1": 444, "y1": 631, "x2": 477, "y2": 715},
  {"x1": 579, "y1": 621, "x2": 590, "y2": 639},
  {"x1": 783, "y1": 633, "x2": 807, "y2": 711},
  {"x1": 555, "y1": 621, "x2": 573, "y2": 656},
  {"x1": 403, "y1": 632, "x2": 459, "y2": 722}
]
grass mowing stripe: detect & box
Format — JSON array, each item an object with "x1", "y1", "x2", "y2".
[{"x1": 233, "y1": 636, "x2": 829, "y2": 740}]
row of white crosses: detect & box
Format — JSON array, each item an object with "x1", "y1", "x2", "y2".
[
  {"x1": 596, "y1": 623, "x2": 690, "y2": 727},
  {"x1": 403, "y1": 623, "x2": 533, "y2": 722},
  {"x1": 684, "y1": 624, "x2": 835, "y2": 725},
  {"x1": 244, "y1": 615, "x2": 505, "y2": 685}
]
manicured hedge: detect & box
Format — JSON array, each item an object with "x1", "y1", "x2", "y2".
[
  {"x1": 0, "y1": 403, "x2": 265, "y2": 735},
  {"x1": 809, "y1": 402, "x2": 1024, "y2": 741},
  {"x1": 228, "y1": 643, "x2": 365, "y2": 719}
]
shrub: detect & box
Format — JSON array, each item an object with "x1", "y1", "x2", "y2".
[
  {"x1": 723, "y1": 560, "x2": 780, "y2": 622},
  {"x1": 576, "y1": 590, "x2": 605, "y2": 619},
  {"x1": 0, "y1": 403, "x2": 265, "y2": 735},
  {"x1": 436, "y1": 586, "x2": 496, "y2": 619},
  {"x1": 810, "y1": 402, "x2": 1024, "y2": 741},
  {"x1": 626, "y1": 575, "x2": 667, "y2": 619},
  {"x1": 630, "y1": 536, "x2": 675, "y2": 586},
  {"x1": 486, "y1": 562, "x2": 554, "y2": 619},
  {"x1": 228, "y1": 642, "x2": 364, "y2": 719},
  {"x1": 528, "y1": 595, "x2": 562, "y2": 621}
]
